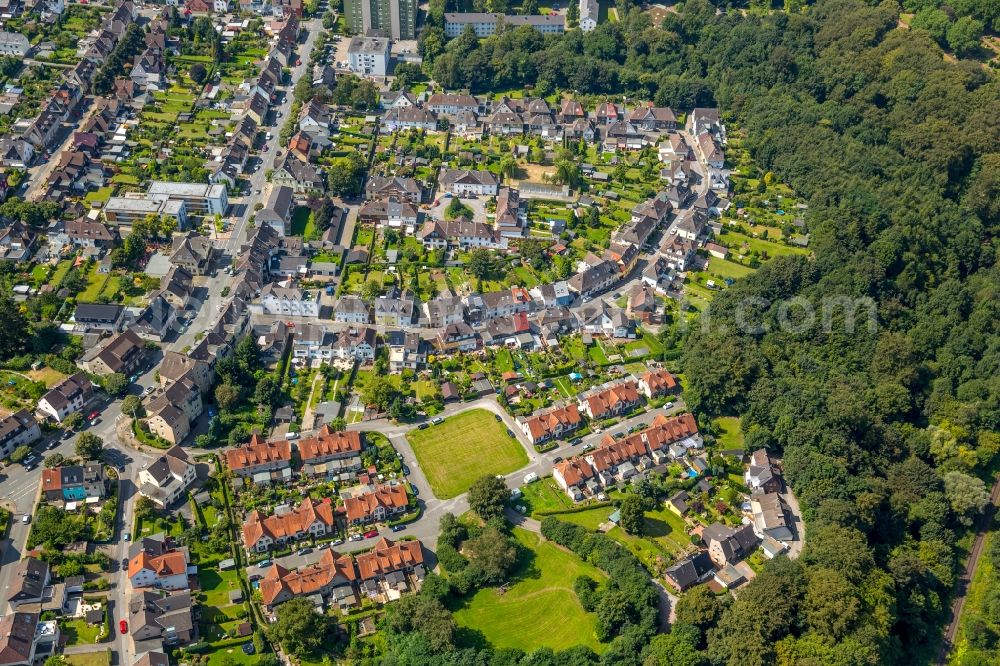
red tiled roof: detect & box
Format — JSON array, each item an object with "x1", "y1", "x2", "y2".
[
  {"x1": 343, "y1": 485, "x2": 409, "y2": 523},
  {"x1": 242, "y1": 499, "x2": 335, "y2": 549},
  {"x1": 225, "y1": 434, "x2": 292, "y2": 471},
  {"x1": 297, "y1": 427, "x2": 362, "y2": 462},
  {"x1": 355, "y1": 538, "x2": 423, "y2": 580}
]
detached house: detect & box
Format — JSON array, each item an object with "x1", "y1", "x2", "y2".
[
  {"x1": 128, "y1": 547, "x2": 190, "y2": 591},
  {"x1": 702, "y1": 522, "x2": 758, "y2": 567},
  {"x1": 272, "y1": 154, "x2": 324, "y2": 193},
  {"x1": 137, "y1": 446, "x2": 196, "y2": 509},
  {"x1": 437, "y1": 169, "x2": 498, "y2": 197},
  {"x1": 0, "y1": 410, "x2": 41, "y2": 459},
  {"x1": 127, "y1": 590, "x2": 194, "y2": 648},
  {"x1": 365, "y1": 176, "x2": 422, "y2": 203},
  {"x1": 242, "y1": 499, "x2": 336, "y2": 553},
  {"x1": 79, "y1": 328, "x2": 146, "y2": 377},
  {"x1": 36, "y1": 373, "x2": 94, "y2": 423}
]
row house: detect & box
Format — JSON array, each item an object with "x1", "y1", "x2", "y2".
[
  {"x1": 520, "y1": 403, "x2": 582, "y2": 445},
  {"x1": 243, "y1": 499, "x2": 336, "y2": 553},
  {"x1": 383, "y1": 107, "x2": 438, "y2": 132},
  {"x1": 577, "y1": 380, "x2": 640, "y2": 420},
  {"x1": 745, "y1": 449, "x2": 782, "y2": 493},
  {"x1": 423, "y1": 295, "x2": 466, "y2": 328},
  {"x1": 298, "y1": 427, "x2": 364, "y2": 479},
  {"x1": 225, "y1": 434, "x2": 293, "y2": 485},
  {"x1": 260, "y1": 549, "x2": 358, "y2": 611},
  {"x1": 468, "y1": 286, "x2": 533, "y2": 322},
  {"x1": 127, "y1": 590, "x2": 195, "y2": 649},
  {"x1": 343, "y1": 485, "x2": 409, "y2": 524},
  {"x1": 626, "y1": 105, "x2": 678, "y2": 131},
  {"x1": 257, "y1": 284, "x2": 320, "y2": 318},
  {"x1": 425, "y1": 93, "x2": 484, "y2": 116},
  {"x1": 638, "y1": 368, "x2": 679, "y2": 399},
  {"x1": 567, "y1": 258, "x2": 619, "y2": 297},
  {"x1": 386, "y1": 330, "x2": 427, "y2": 372},
  {"x1": 436, "y1": 322, "x2": 478, "y2": 353},
  {"x1": 292, "y1": 324, "x2": 377, "y2": 362},
  {"x1": 417, "y1": 218, "x2": 507, "y2": 251}
]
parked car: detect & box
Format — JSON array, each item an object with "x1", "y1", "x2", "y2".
[
  {"x1": 119, "y1": 620, "x2": 128, "y2": 634},
  {"x1": 410, "y1": 485, "x2": 419, "y2": 496},
  {"x1": 21, "y1": 515, "x2": 30, "y2": 524},
  {"x1": 582, "y1": 443, "x2": 594, "y2": 452},
  {"x1": 665, "y1": 401, "x2": 675, "y2": 409},
  {"x1": 569, "y1": 438, "x2": 582, "y2": 445},
  {"x1": 506, "y1": 429, "x2": 514, "y2": 437},
  {"x1": 363, "y1": 530, "x2": 378, "y2": 539},
  {"x1": 494, "y1": 414, "x2": 502, "y2": 422},
  {"x1": 124, "y1": 532, "x2": 131, "y2": 541},
  {"x1": 332, "y1": 539, "x2": 344, "y2": 546},
  {"x1": 401, "y1": 465, "x2": 410, "y2": 475},
  {"x1": 391, "y1": 524, "x2": 405, "y2": 533},
  {"x1": 122, "y1": 558, "x2": 129, "y2": 568},
  {"x1": 431, "y1": 417, "x2": 444, "y2": 425},
  {"x1": 296, "y1": 547, "x2": 312, "y2": 556},
  {"x1": 523, "y1": 472, "x2": 539, "y2": 484},
  {"x1": 553, "y1": 456, "x2": 563, "y2": 463},
  {"x1": 417, "y1": 423, "x2": 429, "y2": 429}
]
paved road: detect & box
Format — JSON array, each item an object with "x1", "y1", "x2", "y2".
[
  {"x1": 936, "y1": 471, "x2": 1000, "y2": 664},
  {"x1": 172, "y1": 15, "x2": 327, "y2": 353}
]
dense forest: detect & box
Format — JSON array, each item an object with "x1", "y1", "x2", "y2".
[{"x1": 370, "y1": 0, "x2": 1000, "y2": 664}]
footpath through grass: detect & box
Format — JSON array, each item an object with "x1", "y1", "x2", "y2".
[
  {"x1": 406, "y1": 409, "x2": 528, "y2": 499},
  {"x1": 452, "y1": 529, "x2": 607, "y2": 653}
]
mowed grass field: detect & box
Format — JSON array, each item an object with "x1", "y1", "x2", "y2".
[
  {"x1": 452, "y1": 529, "x2": 607, "y2": 653},
  {"x1": 407, "y1": 409, "x2": 528, "y2": 499}
]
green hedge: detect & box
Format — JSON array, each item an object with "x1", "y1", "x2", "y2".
[{"x1": 534, "y1": 500, "x2": 614, "y2": 517}]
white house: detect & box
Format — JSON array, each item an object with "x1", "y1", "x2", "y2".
[
  {"x1": 36, "y1": 373, "x2": 94, "y2": 423},
  {"x1": 137, "y1": 446, "x2": 197, "y2": 509},
  {"x1": 257, "y1": 284, "x2": 320, "y2": 318}
]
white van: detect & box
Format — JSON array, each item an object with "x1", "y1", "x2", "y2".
[{"x1": 523, "y1": 473, "x2": 539, "y2": 484}]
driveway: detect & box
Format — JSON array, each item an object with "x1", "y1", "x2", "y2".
[{"x1": 427, "y1": 194, "x2": 489, "y2": 225}]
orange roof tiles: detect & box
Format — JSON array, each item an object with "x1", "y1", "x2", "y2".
[
  {"x1": 225, "y1": 434, "x2": 292, "y2": 471},
  {"x1": 343, "y1": 485, "x2": 409, "y2": 523},
  {"x1": 242, "y1": 499, "x2": 335, "y2": 549},
  {"x1": 554, "y1": 458, "x2": 595, "y2": 487},
  {"x1": 524, "y1": 404, "x2": 582, "y2": 441},
  {"x1": 584, "y1": 381, "x2": 639, "y2": 418},
  {"x1": 259, "y1": 549, "x2": 356, "y2": 606},
  {"x1": 296, "y1": 427, "x2": 363, "y2": 462},
  {"x1": 128, "y1": 550, "x2": 188, "y2": 581},
  {"x1": 356, "y1": 538, "x2": 423, "y2": 581},
  {"x1": 641, "y1": 369, "x2": 678, "y2": 395}
]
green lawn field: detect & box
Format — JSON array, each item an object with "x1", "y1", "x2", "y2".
[
  {"x1": 406, "y1": 409, "x2": 528, "y2": 499},
  {"x1": 452, "y1": 529, "x2": 606, "y2": 653}
]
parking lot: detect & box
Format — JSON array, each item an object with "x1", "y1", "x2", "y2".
[{"x1": 427, "y1": 192, "x2": 490, "y2": 225}]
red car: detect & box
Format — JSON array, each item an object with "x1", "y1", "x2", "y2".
[
  {"x1": 119, "y1": 620, "x2": 128, "y2": 634},
  {"x1": 88, "y1": 411, "x2": 100, "y2": 421},
  {"x1": 364, "y1": 530, "x2": 378, "y2": 539}
]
